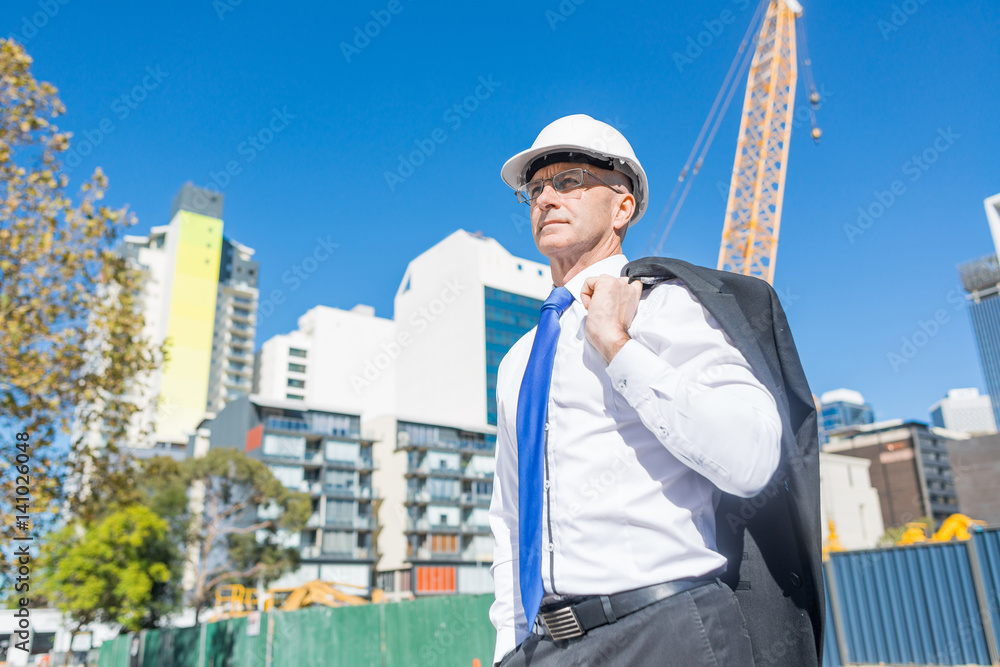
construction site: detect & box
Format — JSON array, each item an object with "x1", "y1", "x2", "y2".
[{"x1": 2, "y1": 0, "x2": 998, "y2": 665}]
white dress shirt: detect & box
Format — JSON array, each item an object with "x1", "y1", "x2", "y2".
[{"x1": 488, "y1": 253, "x2": 782, "y2": 665}]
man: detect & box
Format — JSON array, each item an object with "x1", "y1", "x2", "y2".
[{"x1": 488, "y1": 114, "x2": 817, "y2": 666}]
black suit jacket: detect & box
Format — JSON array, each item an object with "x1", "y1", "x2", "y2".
[{"x1": 621, "y1": 257, "x2": 823, "y2": 667}]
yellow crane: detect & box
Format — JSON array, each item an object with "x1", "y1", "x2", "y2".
[
  {"x1": 718, "y1": 0, "x2": 808, "y2": 285},
  {"x1": 647, "y1": 0, "x2": 820, "y2": 284}
]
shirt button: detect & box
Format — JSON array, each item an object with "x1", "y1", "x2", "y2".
[
  {"x1": 619, "y1": 379, "x2": 627, "y2": 389},
  {"x1": 547, "y1": 543, "x2": 554, "y2": 552},
  {"x1": 544, "y1": 481, "x2": 551, "y2": 490},
  {"x1": 544, "y1": 422, "x2": 549, "y2": 431}
]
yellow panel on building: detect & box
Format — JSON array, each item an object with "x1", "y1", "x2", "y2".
[{"x1": 157, "y1": 210, "x2": 223, "y2": 443}]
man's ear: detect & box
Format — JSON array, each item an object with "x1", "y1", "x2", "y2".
[{"x1": 613, "y1": 193, "x2": 635, "y2": 239}]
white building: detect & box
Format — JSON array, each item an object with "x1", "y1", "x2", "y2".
[
  {"x1": 253, "y1": 303, "x2": 396, "y2": 419},
  {"x1": 251, "y1": 230, "x2": 552, "y2": 597},
  {"x1": 929, "y1": 388, "x2": 996, "y2": 434},
  {"x1": 819, "y1": 452, "x2": 884, "y2": 550}
]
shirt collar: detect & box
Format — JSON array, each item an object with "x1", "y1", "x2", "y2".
[{"x1": 561, "y1": 254, "x2": 630, "y2": 303}]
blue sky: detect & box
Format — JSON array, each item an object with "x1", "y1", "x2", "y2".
[{"x1": 4, "y1": 0, "x2": 998, "y2": 424}]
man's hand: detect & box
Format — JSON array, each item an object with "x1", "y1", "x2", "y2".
[{"x1": 580, "y1": 275, "x2": 642, "y2": 363}]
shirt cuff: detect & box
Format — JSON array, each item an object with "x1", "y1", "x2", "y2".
[
  {"x1": 605, "y1": 338, "x2": 681, "y2": 405},
  {"x1": 493, "y1": 627, "x2": 517, "y2": 666}
]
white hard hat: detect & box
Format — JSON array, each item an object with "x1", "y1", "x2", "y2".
[{"x1": 501, "y1": 114, "x2": 648, "y2": 225}]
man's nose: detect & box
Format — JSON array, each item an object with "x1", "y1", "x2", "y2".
[{"x1": 534, "y1": 181, "x2": 560, "y2": 208}]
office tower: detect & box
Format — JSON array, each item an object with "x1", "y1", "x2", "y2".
[
  {"x1": 824, "y1": 420, "x2": 961, "y2": 526},
  {"x1": 818, "y1": 388, "x2": 875, "y2": 444},
  {"x1": 961, "y1": 253, "x2": 1000, "y2": 429},
  {"x1": 929, "y1": 388, "x2": 996, "y2": 434}
]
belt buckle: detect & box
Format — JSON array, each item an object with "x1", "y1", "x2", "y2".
[{"x1": 540, "y1": 605, "x2": 585, "y2": 640}]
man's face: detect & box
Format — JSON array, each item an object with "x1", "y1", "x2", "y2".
[{"x1": 527, "y1": 161, "x2": 630, "y2": 261}]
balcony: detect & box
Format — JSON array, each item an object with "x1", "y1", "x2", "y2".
[
  {"x1": 325, "y1": 485, "x2": 376, "y2": 501},
  {"x1": 406, "y1": 518, "x2": 430, "y2": 533},
  {"x1": 307, "y1": 513, "x2": 322, "y2": 528},
  {"x1": 459, "y1": 493, "x2": 491, "y2": 507},
  {"x1": 406, "y1": 490, "x2": 431, "y2": 504},
  {"x1": 301, "y1": 545, "x2": 321, "y2": 559},
  {"x1": 326, "y1": 457, "x2": 378, "y2": 471},
  {"x1": 326, "y1": 516, "x2": 377, "y2": 531},
  {"x1": 405, "y1": 491, "x2": 461, "y2": 505},
  {"x1": 320, "y1": 547, "x2": 373, "y2": 560},
  {"x1": 429, "y1": 523, "x2": 461, "y2": 533},
  {"x1": 406, "y1": 463, "x2": 462, "y2": 479},
  {"x1": 462, "y1": 468, "x2": 494, "y2": 481},
  {"x1": 396, "y1": 436, "x2": 494, "y2": 455},
  {"x1": 298, "y1": 481, "x2": 323, "y2": 496},
  {"x1": 461, "y1": 522, "x2": 491, "y2": 535}
]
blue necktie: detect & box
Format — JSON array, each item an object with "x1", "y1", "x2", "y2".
[{"x1": 516, "y1": 285, "x2": 574, "y2": 631}]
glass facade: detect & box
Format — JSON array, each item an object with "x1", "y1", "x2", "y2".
[
  {"x1": 968, "y1": 293, "x2": 1000, "y2": 428},
  {"x1": 484, "y1": 286, "x2": 543, "y2": 425},
  {"x1": 820, "y1": 400, "x2": 874, "y2": 444}
]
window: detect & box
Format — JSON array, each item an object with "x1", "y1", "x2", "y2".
[
  {"x1": 326, "y1": 500, "x2": 355, "y2": 523},
  {"x1": 286, "y1": 393, "x2": 304, "y2": 401},
  {"x1": 430, "y1": 534, "x2": 458, "y2": 553},
  {"x1": 289, "y1": 348, "x2": 307, "y2": 358},
  {"x1": 325, "y1": 440, "x2": 360, "y2": 464},
  {"x1": 288, "y1": 362, "x2": 306, "y2": 373},
  {"x1": 325, "y1": 469, "x2": 356, "y2": 490},
  {"x1": 263, "y1": 434, "x2": 306, "y2": 458},
  {"x1": 322, "y1": 530, "x2": 353, "y2": 554},
  {"x1": 288, "y1": 378, "x2": 305, "y2": 389},
  {"x1": 270, "y1": 465, "x2": 304, "y2": 489}
]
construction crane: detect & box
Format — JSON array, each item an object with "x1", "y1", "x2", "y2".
[
  {"x1": 647, "y1": 0, "x2": 821, "y2": 286},
  {"x1": 717, "y1": 0, "x2": 811, "y2": 285}
]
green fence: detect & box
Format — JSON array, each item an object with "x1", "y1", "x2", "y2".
[{"x1": 97, "y1": 594, "x2": 495, "y2": 667}]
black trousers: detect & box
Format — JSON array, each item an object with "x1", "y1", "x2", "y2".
[{"x1": 497, "y1": 580, "x2": 755, "y2": 666}]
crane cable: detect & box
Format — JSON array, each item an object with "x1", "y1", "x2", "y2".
[
  {"x1": 644, "y1": 0, "x2": 770, "y2": 257},
  {"x1": 796, "y1": 13, "x2": 822, "y2": 142}
]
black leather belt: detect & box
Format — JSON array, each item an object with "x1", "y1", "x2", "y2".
[{"x1": 534, "y1": 577, "x2": 718, "y2": 641}]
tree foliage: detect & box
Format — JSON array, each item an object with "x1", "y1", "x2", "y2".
[
  {"x1": 144, "y1": 449, "x2": 311, "y2": 620},
  {"x1": 0, "y1": 37, "x2": 163, "y2": 542},
  {"x1": 39, "y1": 504, "x2": 174, "y2": 635}
]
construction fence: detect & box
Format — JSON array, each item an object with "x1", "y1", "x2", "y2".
[
  {"x1": 97, "y1": 593, "x2": 494, "y2": 667},
  {"x1": 823, "y1": 528, "x2": 1000, "y2": 666},
  {"x1": 97, "y1": 529, "x2": 1000, "y2": 667}
]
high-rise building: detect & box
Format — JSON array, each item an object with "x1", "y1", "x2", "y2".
[
  {"x1": 207, "y1": 237, "x2": 259, "y2": 412},
  {"x1": 960, "y1": 253, "x2": 1000, "y2": 429},
  {"x1": 929, "y1": 388, "x2": 996, "y2": 434},
  {"x1": 116, "y1": 183, "x2": 258, "y2": 448},
  {"x1": 818, "y1": 388, "x2": 874, "y2": 444},
  {"x1": 824, "y1": 420, "x2": 963, "y2": 526}
]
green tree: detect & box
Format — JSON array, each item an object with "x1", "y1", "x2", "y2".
[
  {"x1": 145, "y1": 449, "x2": 311, "y2": 621},
  {"x1": 0, "y1": 37, "x2": 163, "y2": 540},
  {"x1": 38, "y1": 504, "x2": 174, "y2": 664}
]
